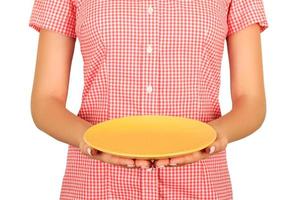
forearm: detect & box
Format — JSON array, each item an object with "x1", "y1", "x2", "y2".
[
  {"x1": 31, "y1": 96, "x2": 93, "y2": 148},
  {"x1": 207, "y1": 95, "x2": 266, "y2": 143}
]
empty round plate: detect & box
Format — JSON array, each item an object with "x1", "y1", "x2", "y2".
[{"x1": 83, "y1": 115, "x2": 217, "y2": 159}]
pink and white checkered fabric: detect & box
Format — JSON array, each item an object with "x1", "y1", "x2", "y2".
[{"x1": 28, "y1": 0, "x2": 268, "y2": 199}]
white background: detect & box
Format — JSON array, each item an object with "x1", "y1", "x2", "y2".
[{"x1": 0, "y1": 0, "x2": 299, "y2": 199}]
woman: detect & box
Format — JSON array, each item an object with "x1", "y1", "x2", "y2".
[{"x1": 28, "y1": 0, "x2": 269, "y2": 199}]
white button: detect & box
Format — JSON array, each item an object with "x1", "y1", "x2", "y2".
[
  {"x1": 146, "y1": 85, "x2": 153, "y2": 93},
  {"x1": 146, "y1": 44, "x2": 153, "y2": 53},
  {"x1": 147, "y1": 5, "x2": 153, "y2": 14},
  {"x1": 146, "y1": 167, "x2": 153, "y2": 172}
]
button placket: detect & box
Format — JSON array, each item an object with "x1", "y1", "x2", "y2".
[
  {"x1": 142, "y1": 2, "x2": 159, "y2": 115},
  {"x1": 140, "y1": 2, "x2": 160, "y2": 200}
]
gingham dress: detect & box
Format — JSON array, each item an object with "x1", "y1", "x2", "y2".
[{"x1": 28, "y1": 0, "x2": 268, "y2": 199}]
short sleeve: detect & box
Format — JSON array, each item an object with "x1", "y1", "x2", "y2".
[
  {"x1": 28, "y1": 0, "x2": 77, "y2": 38},
  {"x1": 226, "y1": 0, "x2": 269, "y2": 37}
]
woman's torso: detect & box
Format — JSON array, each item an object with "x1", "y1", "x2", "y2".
[{"x1": 61, "y1": 0, "x2": 232, "y2": 199}]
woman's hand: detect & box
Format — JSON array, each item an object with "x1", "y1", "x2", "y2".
[
  {"x1": 79, "y1": 136, "x2": 152, "y2": 169},
  {"x1": 153, "y1": 124, "x2": 229, "y2": 168}
]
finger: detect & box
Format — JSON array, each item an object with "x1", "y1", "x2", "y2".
[
  {"x1": 170, "y1": 151, "x2": 206, "y2": 167},
  {"x1": 95, "y1": 153, "x2": 133, "y2": 168},
  {"x1": 203, "y1": 137, "x2": 227, "y2": 156},
  {"x1": 80, "y1": 143, "x2": 99, "y2": 157},
  {"x1": 135, "y1": 159, "x2": 151, "y2": 168},
  {"x1": 204, "y1": 145, "x2": 216, "y2": 154},
  {"x1": 181, "y1": 153, "x2": 199, "y2": 165},
  {"x1": 169, "y1": 154, "x2": 192, "y2": 166},
  {"x1": 111, "y1": 155, "x2": 135, "y2": 167},
  {"x1": 93, "y1": 152, "x2": 112, "y2": 163},
  {"x1": 91, "y1": 153, "x2": 123, "y2": 168},
  {"x1": 189, "y1": 151, "x2": 204, "y2": 162},
  {"x1": 154, "y1": 158, "x2": 169, "y2": 168},
  {"x1": 169, "y1": 155, "x2": 185, "y2": 166},
  {"x1": 177, "y1": 150, "x2": 209, "y2": 162}
]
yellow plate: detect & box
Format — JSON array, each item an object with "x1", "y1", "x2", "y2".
[{"x1": 83, "y1": 115, "x2": 217, "y2": 159}]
